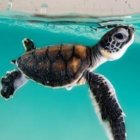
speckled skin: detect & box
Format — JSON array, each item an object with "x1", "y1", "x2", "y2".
[{"x1": 17, "y1": 44, "x2": 91, "y2": 87}]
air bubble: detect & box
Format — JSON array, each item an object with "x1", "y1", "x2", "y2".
[
  {"x1": 7, "y1": 0, "x2": 13, "y2": 11},
  {"x1": 66, "y1": 86, "x2": 73, "y2": 91},
  {"x1": 40, "y1": 3, "x2": 48, "y2": 14}
]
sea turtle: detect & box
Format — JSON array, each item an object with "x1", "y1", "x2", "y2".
[{"x1": 0, "y1": 25, "x2": 134, "y2": 140}]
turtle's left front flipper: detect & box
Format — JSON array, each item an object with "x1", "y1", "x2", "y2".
[
  {"x1": 0, "y1": 70, "x2": 28, "y2": 99},
  {"x1": 85, "y1": 71, "x2": 126, "y2": 140}
]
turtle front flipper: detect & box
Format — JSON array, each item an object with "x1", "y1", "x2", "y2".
[
  {"x1": 85, "y1": 71, "x2": 126, "y2": 140},
  {"x1": 22, "y1": 38, "x2": 36, "y2": 52},
  {"x1": 0, "y1": 70, "x2": 28, "y2": 99}
]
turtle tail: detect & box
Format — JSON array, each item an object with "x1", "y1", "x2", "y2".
[{"x1": 0, "y1": 69, "x2": 28, "y2": 99}]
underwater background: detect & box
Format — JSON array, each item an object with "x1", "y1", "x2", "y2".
[{"x1": 0, "y1": 12, "x2": 140, "y2": 140}]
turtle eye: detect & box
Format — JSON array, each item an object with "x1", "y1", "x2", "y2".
[
  {"x1": 113, "y1": 32, "x2": 128, "y2": 43},
  {"x1": 114, "y1": 33, "x2": 124, "y2": 40}
]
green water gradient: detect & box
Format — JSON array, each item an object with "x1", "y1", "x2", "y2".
[{"x1": 0, "y1": 16, "x2": 140, "y2": 140}]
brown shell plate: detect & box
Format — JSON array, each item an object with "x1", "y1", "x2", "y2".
[{"x1": 17, "y1": 44, "x2": 91, "y2": 87}]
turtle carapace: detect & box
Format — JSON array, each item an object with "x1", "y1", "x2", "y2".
[{"x1": 0, "y1": 26, "x2": 134, "y2": 140}]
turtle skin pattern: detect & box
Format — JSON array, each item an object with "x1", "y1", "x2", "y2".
[{"x1": 17, "y1": 44, "x2": 91, "y2": 87}]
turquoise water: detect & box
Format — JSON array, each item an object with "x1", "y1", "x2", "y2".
[{"x1": 0, "y1": 12, "x2": 140, "y2": 140}]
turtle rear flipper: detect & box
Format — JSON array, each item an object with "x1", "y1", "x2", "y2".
[
  {"x1": 22, "y1": 38, "x2": 36, "y2": 52},
  {"x1": 0, "y1": 70, "x2": 28, "y2": 99}
]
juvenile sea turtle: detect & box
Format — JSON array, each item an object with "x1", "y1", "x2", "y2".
[{"x1": 0, "y1": 26, "x2": 134, "y2": 140}]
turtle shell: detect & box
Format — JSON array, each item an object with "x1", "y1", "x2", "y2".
[{"x1": 17, "y1": 44, "x2": 91, "y2": 87}]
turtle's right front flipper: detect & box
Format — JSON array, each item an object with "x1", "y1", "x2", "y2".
[{"x1": 0, "y1": 70, "x2": 28, "y2": 99}]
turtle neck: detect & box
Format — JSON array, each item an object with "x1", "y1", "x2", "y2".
[{"x1": 89, "y1": 45, "x2": 108, "y2": 70}]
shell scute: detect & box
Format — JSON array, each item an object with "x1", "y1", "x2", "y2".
[
  {"x1": 75, "y1": 45, "x2": 87, "y2": 60},
  {"x1": 67, "y1": 57, "x2": 81, "y2": 74},
  {"x1": 61, "y1": 45, "x2": 73, "y2": 61},
  {"x1": 47, "y1": 46, "x2": 60, "y2": 62}
]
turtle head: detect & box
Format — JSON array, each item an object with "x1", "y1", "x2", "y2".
[{"x1": 98, "y1": 25, "x2": 134, "y2": 61}]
